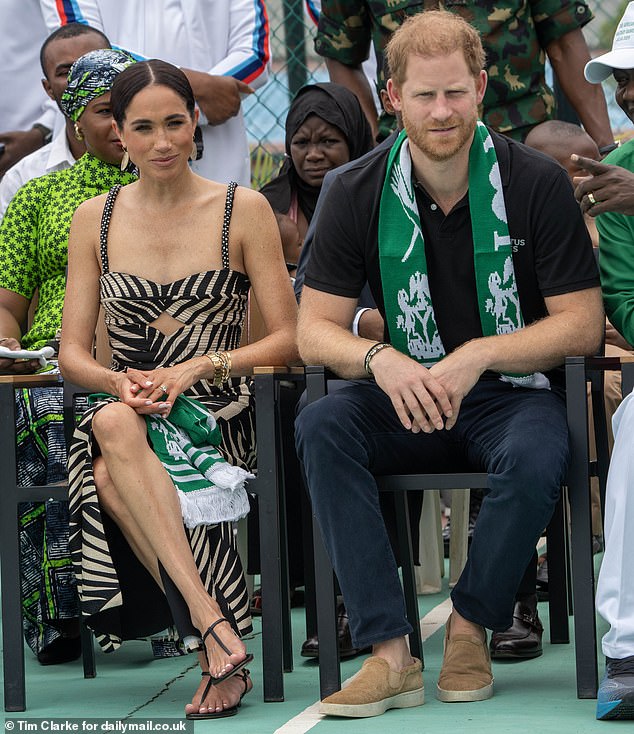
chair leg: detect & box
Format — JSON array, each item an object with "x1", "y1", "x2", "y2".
[
  {"x1": 301, "y1": 483, "x2": 317, "y2": 640},
  {"x1": 0, "y1": 385, "x2": 26, "y2": 711},
  {"x1": 566, "y1": 359, "x2": 598, "y2": 698},
  {"x1": 275, "y1": 381, "x2": 294, "y2": 675},
  {"x1": 1, "y1": 512, "x2": 26, "y2": 712},
  {"x1": 312, "y1": 512, "x2": 340, "y2": 700},
  {"x1": 254, "y1": 373, "x2": 286, "y2": 702},
  {"x1": 81, "y1": 621, "x2": 96, "y2": 678},
  {"x1": 394, "y1": 492, "x2": 423, "y2": 664},
  {"x1": 546, "y1": 496, "x2": 569, "y2": 644}
]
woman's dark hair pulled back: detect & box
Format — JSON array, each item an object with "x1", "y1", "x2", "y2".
[{"x1": 111, "y1": 59, "x2": 196, "y2": 126}]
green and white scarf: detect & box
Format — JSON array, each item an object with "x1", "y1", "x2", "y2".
[
  {"x1": 378, "y1": 122, "x2": 547, "y2": 388},
  {"x1": 89, "y1": 393, "x2": 253, "y2": 528}
]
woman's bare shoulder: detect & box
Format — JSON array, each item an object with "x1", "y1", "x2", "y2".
[
  {"x1": 73, "y1": 191, "x2": 109, "y2": 221},
  {"x1": 232, "y1": 185, "x2": 274, "y2": 225}
]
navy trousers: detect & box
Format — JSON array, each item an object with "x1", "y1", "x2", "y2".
[{"x1": 295, "y1": 377, "x2": 569, "y2": 649}]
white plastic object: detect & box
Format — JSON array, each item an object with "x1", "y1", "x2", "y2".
[{"x1": 0, "y1": 345, "x2": 55, "y2": 367}]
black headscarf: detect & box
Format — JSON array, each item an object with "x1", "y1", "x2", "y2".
[{"x1": 261, "y1": 82, "x2": 373, "y2": 224}]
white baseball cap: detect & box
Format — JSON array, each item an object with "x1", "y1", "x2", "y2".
[{"x1": 585, "y1": 1, "x2": 634, "y2": 83}]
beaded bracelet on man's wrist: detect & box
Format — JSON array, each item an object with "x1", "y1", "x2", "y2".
[{"x1": 364, "y1": 342, "x2": 393, "y2": 376}]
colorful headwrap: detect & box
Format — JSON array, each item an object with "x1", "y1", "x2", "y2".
[{"x1": 60, "y1": 48, "x2": 136, "y2": 122}]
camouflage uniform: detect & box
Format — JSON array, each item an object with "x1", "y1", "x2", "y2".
[{"x1": 314, "y1": 0, "x2": 593, "y2": 141}]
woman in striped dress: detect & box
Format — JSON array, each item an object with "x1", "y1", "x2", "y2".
[{"x1": 59, "y1": 60, "x2": 298, "y2": 718}]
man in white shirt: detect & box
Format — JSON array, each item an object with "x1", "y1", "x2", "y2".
[
  {"x1": 43, "y1": 0, "x2": 271, "y2": 186},
  {"x1": 0, "y1": 23, "x2": 111, "y2": 220},
  {"x1": 0, "y1": 0, "x2": 59, "y2": 178}
]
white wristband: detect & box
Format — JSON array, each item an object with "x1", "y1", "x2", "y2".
[{"x1": 352, "y1": 307, "x2": 372, "y2": 337}]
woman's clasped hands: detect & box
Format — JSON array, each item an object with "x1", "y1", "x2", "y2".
[{"x1": 116, "y1": 363, "x2": 200, "y2": 416}]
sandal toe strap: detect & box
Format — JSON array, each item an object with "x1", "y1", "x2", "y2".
[{"x1": 202, "y1": 618, "x2": 234, "y2": 656}]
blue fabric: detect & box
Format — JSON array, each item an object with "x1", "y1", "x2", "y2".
[{"x1": 295, "y1": 377, "x2": 568, "y2": 647}]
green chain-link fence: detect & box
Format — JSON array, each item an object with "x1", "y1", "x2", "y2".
[
  {"x1": 245, "y1": 0, "x2": 630, "y2": 189},
  {"x1": 245, "y1": 0, "x2": 325, "y2": 189}
]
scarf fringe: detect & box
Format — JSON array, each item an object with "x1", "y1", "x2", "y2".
[{"x1": 176, "y1": 465, "x2": 254, "y2": 528}]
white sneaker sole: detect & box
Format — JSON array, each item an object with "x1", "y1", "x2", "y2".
[
  {"x1": 436, "y1": 681, "x2": 493, "y2": 702},
  {"x1": 320, "y1": 686, "x2": 425, "y2": 718}
]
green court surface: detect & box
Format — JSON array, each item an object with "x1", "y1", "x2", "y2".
[{"x1": 1, "y1": 565, "x2": 614, "y2": 734}]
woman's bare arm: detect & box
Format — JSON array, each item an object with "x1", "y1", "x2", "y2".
[{"x1": 222, "y1": 187, "x2": 299, "y2": 372}]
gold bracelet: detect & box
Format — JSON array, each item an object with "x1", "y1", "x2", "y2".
[
  {"x1": 220, "y1": 350, "x2": 232, "y2": 381},
  {"x1": 204, "y1": 351, "x2": 232, "y2": 387},
  {"x1": 204, "y1": 352, "x2": 224, "y2": 387}
]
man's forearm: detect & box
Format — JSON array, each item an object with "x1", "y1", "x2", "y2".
[
  {"x1": 446, "y1": 290, "x2": 604, "y2": 378},
  {"x1": 547, "y1": 30, "x2": 613, "y2": 148},
  {"x1": 298, "y1": 313, "x2": 376, "y2": 379},
  {"x1": 326, "y1": 58, "x2": 378, "y2": 140}
]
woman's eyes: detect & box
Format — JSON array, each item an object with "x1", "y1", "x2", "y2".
[
  {"x1": 132, "y1": 120, "x2": 185, "y2": 131},
  {"x1": 292, "y1": 138, "x2": 342, "y2": 147}
]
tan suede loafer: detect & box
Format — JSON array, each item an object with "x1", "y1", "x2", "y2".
[
  {"x1": 437, "y1": 617, "x2": 493, "y2": 702},
  {"x1": 320, "y1": 656, "x2": 424, "y2": 718}
]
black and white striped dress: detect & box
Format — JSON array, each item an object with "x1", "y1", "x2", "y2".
[{"x1": 67, "y1": 182, "x2": 254, "y2": 652}]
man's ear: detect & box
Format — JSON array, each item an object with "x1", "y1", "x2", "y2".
[
  {"x1": 475, "y1": 70, "x2": 487, "y2": 105},
  {"x1": 387, "y1": 78, "x2": 402, "y2": 112},
  {"x1": 42, "y1": 78, "x2": 55, "y2": 102}
]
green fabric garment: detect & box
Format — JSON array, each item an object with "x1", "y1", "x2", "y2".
[
  {"x1": 0, "y1": 153, "x2": 136, "y2": 349},
  {"x1": 378, "y1": 123, "x2": 524, "y2": 370},
  {"x1": 88, "y1": 392, "x2": 253, "y2": 528},
  {"x1": 314, "y1": 0, "x2": 592, "y2": 140},
  {"x1": 597, "y1": 140, "x2": 634, "y2": 346}
]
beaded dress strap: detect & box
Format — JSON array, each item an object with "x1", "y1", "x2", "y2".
[
  {"x1": 99, "y1": 184, "x2": 123, "y2": 274},
  {"x1": 221, "y1": 181, "x2": 238, "y2": 270}
]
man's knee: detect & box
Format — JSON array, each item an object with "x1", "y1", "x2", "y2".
[{"x1": 496, "y1": 430, "x2": 567, "y2": 508}]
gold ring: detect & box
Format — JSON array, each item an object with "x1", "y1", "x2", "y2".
[
  {"x1": 159, "y1": 384, "x2": 168, "y2": 393},
  {"x1": 587, "y1": 192, "x2": 597, "y2": 206}
]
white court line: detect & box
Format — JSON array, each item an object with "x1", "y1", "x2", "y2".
[{"x1": 274, "y1": 597, "x2": 453, "y2": 734}]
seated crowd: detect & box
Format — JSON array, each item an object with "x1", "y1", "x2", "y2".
[{"x1": 0, "y1": 0, "x2": 633, "y2": 725}]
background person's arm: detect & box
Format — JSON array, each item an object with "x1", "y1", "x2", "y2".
[
  {"x1": 597, "y1": 204, "x2": 634, "y2": 347},
  {"x1": 326, "y1": 59, "x2": 379, "y2": 141},
  {"x1": 573, "y1": 155, "x2": 634, "y2": 216},
  {"x1": 184, "y1": 0, "x2": 270, "y2": 126},
  {"x1": 315, "y1": 0, "x2": 378, "y2": 137},
  {"x1": 0, "y1": 180, "x2": 44, "y2": 372},
  {"x1": 546, "y1": 28, "x2": 613, "y2": 149}
]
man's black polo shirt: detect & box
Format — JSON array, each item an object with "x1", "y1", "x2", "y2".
[{"x1": 304, "y1": 128, "x2": 599, "y2": 360}]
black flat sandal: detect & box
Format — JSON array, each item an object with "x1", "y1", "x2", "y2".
[
  {"x1": 202, "y1": 618, "x2": 254, "y2": 685},
  {"x1": 185, "y1": 668, "x2": 251, "y2": 720}
]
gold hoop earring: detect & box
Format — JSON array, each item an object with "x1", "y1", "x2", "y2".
[
  {"x1": 73, "y1": 122, "x2": 84, "y2": 141},
  {"x1": 190, "y1": 139, "x2": 198, "y2": 161},
  {"x1": 120, "y1": 148, "x2": 130, "y2": 172}
]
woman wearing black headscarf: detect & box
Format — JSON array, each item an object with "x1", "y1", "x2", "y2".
[{"x1": 261, "y1": 82, "x2": 374, "y2": 275}]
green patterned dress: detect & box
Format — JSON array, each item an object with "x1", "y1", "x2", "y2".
[{"x1": 0, "y1": 153, "x2": 136, "y2": 657}]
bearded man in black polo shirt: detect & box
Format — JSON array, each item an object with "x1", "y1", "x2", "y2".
[{"x1": 295, "y1": 9, "x2": 604, "y2": 719}]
